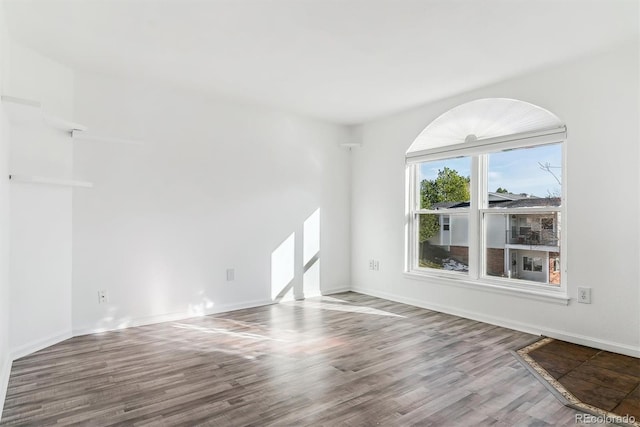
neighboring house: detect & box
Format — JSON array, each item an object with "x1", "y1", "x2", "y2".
[{"x1": 427, "y1": 193, "x2": 561, "y2": 285}]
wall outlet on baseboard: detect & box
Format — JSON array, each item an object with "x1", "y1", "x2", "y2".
[
  {"x1": 577, "y1": 287, "x2": 591, "y2": 304},
  {"x1": 226, "y1": 268, "x2": 235, "y2": 282},
  {"x1": 98, "y1": 290, "x2": 108, "y2": 304},
  {"x1": 369, "y1": 259, "x2": 380, "y2": 271}
]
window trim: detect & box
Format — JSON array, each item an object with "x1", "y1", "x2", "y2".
[
  {"x1": 403, "y1": 270, "x2": 570, "y2": 305},
  {"x1": 406, "y1": 126, "x2": 566, "y2": 162},
  {"x1": 405, "y1": 128, "x2": 567, "y2": 300}
]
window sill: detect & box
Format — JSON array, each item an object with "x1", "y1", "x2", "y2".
[{"x1": 403, "y1": 270, "x2": 570, "y2": 305}]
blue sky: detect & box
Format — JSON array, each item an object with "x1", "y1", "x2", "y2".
[{"x1": 419, "y1": 144, "x2": 562, "y2": 198}]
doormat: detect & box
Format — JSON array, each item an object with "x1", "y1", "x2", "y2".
[{"x1": 514, "y1": 337, "x2": 640, "y2": 427}]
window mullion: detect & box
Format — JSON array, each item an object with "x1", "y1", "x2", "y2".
[
  {"x1": 468, "y1": 155, "x2": 482, "y2": 279},
  {"x1": 406, "y1": 164, "x2": 417, "y2": 271}
]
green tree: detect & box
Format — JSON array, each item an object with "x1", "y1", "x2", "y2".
[
  {"x1": 419, "y1": 167, "x2": 470, "y2": 242},
  {"x1": 495, "y1": 187, "x2": 508, "y2": 194},
  {"x1": 421, "y1": 167, "x2": 470, "y2": 208}
]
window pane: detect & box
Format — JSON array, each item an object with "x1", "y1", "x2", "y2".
[
  {"x1": 487, "y1": 144, "x2": 562, "y2": 208},
  {"x1": 484, "y1": 212, "x2": 561, "y2": 286},
  {"x1": 418, "y1": 157, "x2": 471, "y2": 209},
  {"x1": 418, "y1": 213, "x2": 468, "y2": 273}
]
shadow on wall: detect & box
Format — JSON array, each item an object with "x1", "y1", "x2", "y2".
[
  {"x1": 271, "y1": 232, "x2": 295, "y2": 301},
  {"x1": 303, "y1": 208, "x2": 320, "y2": 298},
  {"x1": 271, "y1": 208, "x2": 320, "y2": 302}
]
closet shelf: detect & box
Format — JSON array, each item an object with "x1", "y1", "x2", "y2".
[
  {"x1": 9, "y1": 174, "x2": 93, "y2": 188},
  {"x1": 1, "y1": 95, "x2": 87, "y2": 132}
]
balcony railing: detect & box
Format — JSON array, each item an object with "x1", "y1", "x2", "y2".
[{"x1": 505, "y1": 230, "x2": 559, "y2": 247}]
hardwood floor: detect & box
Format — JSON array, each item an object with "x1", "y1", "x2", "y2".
[{"x1": 1, "y1": 292, "x2": 587, "y2": 426}]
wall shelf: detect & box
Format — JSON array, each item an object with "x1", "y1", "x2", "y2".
[
  {"x1": 1, "y1": 95, "x2": 87, "y2": 132},
  {"x1": 9, "y1": 174, "x2": 93, "y2": 188}
]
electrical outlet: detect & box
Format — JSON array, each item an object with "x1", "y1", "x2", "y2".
[
  {"x1": 369, "y1": 259, "x2": 375, "y2": 270},
  {"x1": 373, "y1": 260, "x2": 380, "y2": 271},
  {"x1": 226, "y1": 268, "x2": 235, "y2": 281},
  {"x1": 577, "y1": 287, "x2": 591, "y2": 304},
  {"x1": 98, "y1": 290, "x2": 108, "y2": 304}
]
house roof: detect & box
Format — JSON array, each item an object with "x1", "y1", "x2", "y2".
[
  {"x1": 431, "y1": 201, "x2": 464, "y2": 210},
  {"x1": 496, "y1": 197, "x2": 561, "y2": 208},
  {"x1": 430, "y1": 194, "x2": 560, "y2": 210},
  {"x1": 488, "y1": 192, "x2": 530, "y2": 201}
]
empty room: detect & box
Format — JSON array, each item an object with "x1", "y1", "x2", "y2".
[{"x1": 0, "y1": 0, "x2": 638, "y2": 425}]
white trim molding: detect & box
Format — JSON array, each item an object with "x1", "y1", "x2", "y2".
[
  {"x1": 321, "y1": 286, "x2": 352, "y2": 295},
  {"x1": 0, "y1": 355, "x2": 12, "y2": 422},
  {"x1": 403, "y1": 271, "x2": 569, "y2": 304},
  {"x1": 406, "y1": 126, "x2": 566, "y2": 163},
  {"x1": 10, "y1": 330, "x2": 73, "y2": 361}
]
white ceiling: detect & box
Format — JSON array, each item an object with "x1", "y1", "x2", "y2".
[{"x1": 3, "y1": 0, "x2": 638, "y2": 124}]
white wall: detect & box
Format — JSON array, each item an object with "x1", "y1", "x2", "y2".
[
  {"x1": 0, "y1": 0, "x2": 11, "y2": 417},
  {"x1": 4, "y1": 42, "x2": 75, "y2": 357},
  {"x1": 351, "y1": 40, "x2": 640, "y2": 356},
  {"x1": 485, "y1": 214, "x2": 505, "y2": 249},
  {"x1": 450, "y1": 215, "x2": 468, "y2": 247},
  {"x1": 71, "y1": 72, "x2": 351, "y2": 333}
]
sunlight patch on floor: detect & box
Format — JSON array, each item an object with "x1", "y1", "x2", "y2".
[
  {"x1": 285, "y1": 299, "x2": 405, "y2": 318},
  {"x1": 171, "y1": 322, "x2": 288, "y2": 342}
]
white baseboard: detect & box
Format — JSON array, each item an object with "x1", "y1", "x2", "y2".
[
  {"x1": 351, "y1": 286, "x2": 639, "y2": 358},
  {"x1": 535, "y1": 329, "x2": 639, "y2": 358},
  {"x1": 72, "y1": 299, "x2": 275, "y2": 337},
  {"x1": 2, "y1": 331, "x2": 73, "y2": 421},
  {"x1": 10, "y1": 330, "x2": 73, "y2": 361},
  {"x1": 0, "y1": 355, "x2": 12, "y2": 422},
  {"x1": 321, "y1": 286, "x2": 352, "y2": 295}
]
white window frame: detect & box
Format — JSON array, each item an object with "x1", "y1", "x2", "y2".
[{"x1": 405, "y1": 127, "x2": 568, "y2": 303}]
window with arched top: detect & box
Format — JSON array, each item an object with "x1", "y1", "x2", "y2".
[{"x1": 405, "y1": 98, "x2": 567, "y2": 298}]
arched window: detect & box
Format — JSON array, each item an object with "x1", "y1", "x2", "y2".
[{"x1": 405, "y1": 98, "x2": 566, "y2": 296}]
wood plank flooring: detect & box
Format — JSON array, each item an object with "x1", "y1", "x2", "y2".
[{"x1": 1, "y1": 292, "x2": 588, "y2": 426}]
